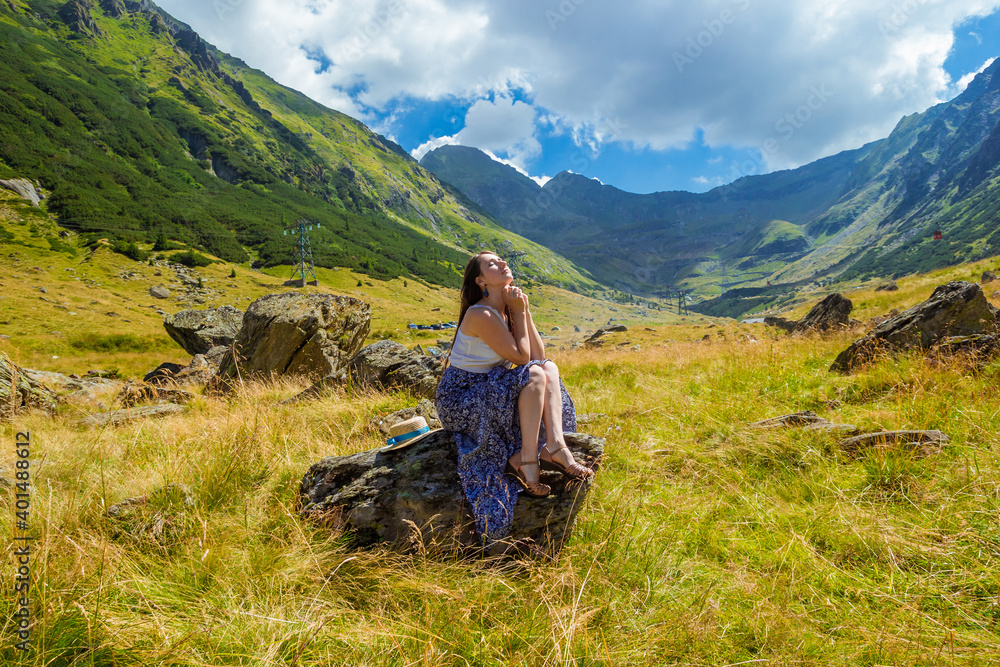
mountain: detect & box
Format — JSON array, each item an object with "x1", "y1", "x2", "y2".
[
  {"x1": 421, "y1": 59, "x2": 1000, "y2": 301},
  {"x1": 0, "y1": 0, "x2": 597, "y2": 290},
  {"x1": 423, "y1": 142, "x2": 876, "y2": 292}
]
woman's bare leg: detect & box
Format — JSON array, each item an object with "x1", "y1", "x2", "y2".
[
  {"x1": 540, "y1": 361, "x2": 565, "y2": 452},
  {"x1": 512, "y1": 364, "x2": 547, "y2": 480},
  {"x1": 540, "y1": 362, "x2": 591, "y2": 475}
]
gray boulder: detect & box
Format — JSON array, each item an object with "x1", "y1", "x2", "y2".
[
  {"x1": 372, "y1": 399, "x2": 441, "y2": 435},
  {"x1": 347, "y1": 340, "x2": 442, "y2": 399},
  {"x1": 117, "y1": 382, "x2": 193, "y2": 407},
  {"x1": 838, "y1": 430, "x2": 949, "y2": 458},
  {"x1": 983, "y1": 271, "x2": 997, "y2": 285},
  {"x1": 164, "y1": 305, "x2": 243, "y2": 355},
  {"x1": 875, "y1": 282, "x2": 899, "y2": 292},
  {"x1": 794, "y1": 293, "x2": 852, "y2": 332},
  {"x1": 763, "y1": 316, "x2": 796, "y2": 332},
  {"x1": 831, "y1": 281, "x2": 999, "y2": 373},
  {"x1": 299, "y1": 431, "x2": 603, "y2": 557},
  {"x1": 1, "y1": 355, "x2": 58, "y2": 421},
  {"x1": 143, "y1": 362, "x2": 184, "y2": 385},
  {"x1": 150, "y1": 286, "x2": 171, "y2": 299},
  {"x1": 929, "y1": 334, "x2": 1000, "y2": 367},
  {"x1": 78, "y1": 404, "x2": 185, "y2": 427},
  {"x1": 0, "y1": 178, "x2": 42, "y2": 207},
  {"x1": 216, "y1": 292, "x2": 370, "y2": 383}
]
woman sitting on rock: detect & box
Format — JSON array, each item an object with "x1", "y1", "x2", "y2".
[{"x1": 435, "y1": 251, "x2": 592, "y2": 542}]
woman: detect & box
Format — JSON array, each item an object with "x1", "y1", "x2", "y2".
[{"x1": 435, "y1": 251, "x2": 592, "y2": 542}]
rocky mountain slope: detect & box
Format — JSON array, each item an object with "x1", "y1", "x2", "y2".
[
  {"x1": 0, "y1": 0, "x2": 596, "y2": 290},
  {"x1": 422, "y1": 60, "x2": 1000, "y2": 300}
]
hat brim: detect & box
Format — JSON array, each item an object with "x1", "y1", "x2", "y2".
[{"x1": 378, "y1": 428, "x2": 443, "y2": 453}]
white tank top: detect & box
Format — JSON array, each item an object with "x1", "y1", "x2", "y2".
[{"x1": 448, "y1": 305, "x2": 513, "y2": 373}]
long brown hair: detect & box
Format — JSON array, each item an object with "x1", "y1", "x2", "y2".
[{"x1": 443, "y1": 251, "x2": 511, "y2": 368}]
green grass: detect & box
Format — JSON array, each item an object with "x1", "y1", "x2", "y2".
[{"x1": 2, "y1": 252, "x2": 1000, "y2": 664}]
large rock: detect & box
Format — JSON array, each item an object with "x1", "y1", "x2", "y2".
[
  {"x1": 831, "y1": 281, "x2": 999, "y2": 373},
  {"x1": 58, "y1": 0, "x2": 102, "y2": 36},
  {"x1": 929, "y1": 334, "x2": 1000, "y2": 367},
  {"x1": 299, "y1": 431, "x2": 603, "y2": 557},
  {"x1": 794, "y1": 293, "x2": 852, "y2": 332},
  {"x1": 0, "y1": 179, "x2": 42, "y2": 207},
  {"x1": 78, "y1": 404, "x2": 185, "y2": 427},
  {"x1": 372, "y1": 399, "x2": 441, "y2": 435},
  {"x1": 347, "y1": 340, "x2": 442, "y2": 399},
  {"x1": 164, "y1": 305, "x2": 243, "y2": 355},
  {"x1": 763, "y1": 316, "x2": 796, "y2": 332},
  {"x1": 217, "y1": 292, "x2": 370, "y2": 382},
  {"x1": 1, "y1": 355, "x2": 58, "y2": 421}
]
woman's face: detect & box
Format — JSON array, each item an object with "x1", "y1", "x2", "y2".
[{"x1": 478, "y1": 253, "x2": 514, "y2": 290}]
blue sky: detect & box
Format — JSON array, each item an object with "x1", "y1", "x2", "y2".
[{"x1": 159, "y1": 0, "x2": 1000, "y2": 195}]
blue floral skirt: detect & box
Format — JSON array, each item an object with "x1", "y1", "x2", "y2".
[{"x1": 435, "y1": 360, "x2": 576, "y2": 541}]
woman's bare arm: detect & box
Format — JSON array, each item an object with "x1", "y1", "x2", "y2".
[
  {"x1": 524, "y1": 302, "x2": 545, "y2": 360},
  {"x1": 462, "y1": 291, "x2": 532, "y2": 365}
]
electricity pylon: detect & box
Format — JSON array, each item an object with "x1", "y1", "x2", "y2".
[{"x1": 284, "y1": 218, "x2": 320, "y2": 287}]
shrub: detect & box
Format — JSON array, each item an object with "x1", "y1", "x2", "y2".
[
  {"x1": 68, "y1": 333, "x2": 172, "y2": 353},
  {"x1": 171, "y1": 250, "x2": 213, "y2": 268},
  {"x1": 111, "y1": 239, "x2": 149, "y2": 262}
]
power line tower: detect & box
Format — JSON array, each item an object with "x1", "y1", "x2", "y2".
[
  {"x1": 284, "y1": 218, "x2": 320, "y2": 287},
  {"x1": 661, "y1": 288, "x2": 693, "y2": 315}
]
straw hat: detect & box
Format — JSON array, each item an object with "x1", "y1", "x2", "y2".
[{"x1": 380, "y1": 416, "x2": 441, "y2": 452}]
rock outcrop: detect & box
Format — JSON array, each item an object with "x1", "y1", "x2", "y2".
[
  {"x1": 794, "y1": 293, "x2": 853, "y2": 332},
  {"x1": 99, "y1": 0, "x2": 126, "y2": 18},
  {"x1": 1, "y1": 355, "x2": 58, "y2": 421},
  {"x1": 143, "y1": 362, "x2": 184, "y2": 385},
  {"x1": 0, "y1": 179, "x2": 43, "y2": 207},
  {"x1": 216, "y1": 292, "x2": 370, "y2": 383},
  {"x1": 838, "y1": 430, "x2": 949, "y2": 458},
  {"x1": 144, "y1": 347, "x2": 227, "y2": 387},
  {"x1": 831, "y1": 281, "x2": 999, "y2": 373},
  {"x1": 764, "y1": 294, "x2": 853, "y2": 333},
  {"x1": 929, "y1": 334, "x2": 1000, "y2": 367},
  {"x1": 372, "y1": 399, "x2": 441, "y2": 435},
  {"x1": 983, "y1": 271, "x2": 997, "y2": 285},
  {"x1": 117, "y1": 382, "x2": 193, "y2": 407},
  {"x1": 164, "y1": 305, "x2": 242, "y2": 355},
  {"x1": 58, "y1": 0, "x2": 102, "y2": 36},
  {"x1": 763, "y1": 316, "x2": 796, "y2": 332},
  {"x1": 348, "y1": 340, "x2": 442, "y2": 399},
  {"x1": 300, "y1": 431, "x2": 603, "y2": 557},
  {"x1": 78, "y1": 404, "x2": 185, "y2": 427}
]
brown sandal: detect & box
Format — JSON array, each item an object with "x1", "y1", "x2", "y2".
[
  {"x1": 539, "y1": 444, "x2": 593, "y2": 480},
  {"x1": 506, "y1": 456, "x2": 551, "y2": 497}
]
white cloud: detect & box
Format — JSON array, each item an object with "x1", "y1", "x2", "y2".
[
  {"x1": 156, "y1": 0, "x2": 1000, "y2": 179},
  {"x1": 956, "y1": 57, "x2": 997, "y2": 92},
  {"x1": 410, "y1": 97, "x2": 541, "y2": 173}
]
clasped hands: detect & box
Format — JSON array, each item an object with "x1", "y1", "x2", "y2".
[{"x1": 502, "y1": 284, "x2": 529, "y2": 312}]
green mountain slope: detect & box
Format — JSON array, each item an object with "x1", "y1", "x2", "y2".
[{"x1": 0, "y1": 0, "x2": 597, "y2": 290}]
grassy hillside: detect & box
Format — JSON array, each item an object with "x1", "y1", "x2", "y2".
[
  {"x1": 2, "y1": 252, "x2": 1000, "y2": 664},
  {"x1": 0, "y1": 0, "x2": 597, "y2": 292},
  {"x1": 0, "y1": 189, "x2": 676, "y2": 376}
]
